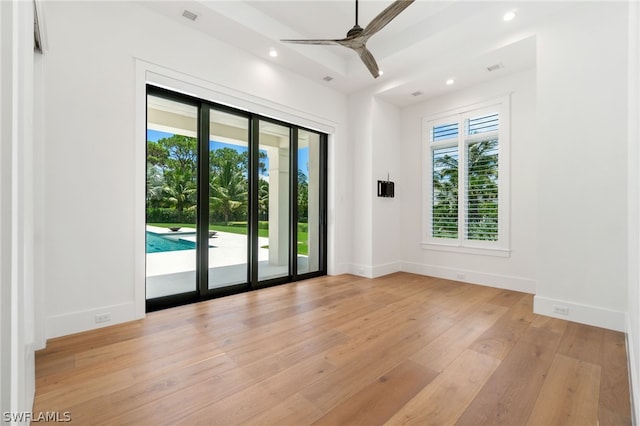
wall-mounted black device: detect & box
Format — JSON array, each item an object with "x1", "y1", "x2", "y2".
[{"x1": 377, "y1": 179, "x2": 395, "y2": 198}]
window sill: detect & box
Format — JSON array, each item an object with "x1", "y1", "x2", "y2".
[{"x1": 421, "y1": 242, "x2": 511, "y2": 258}]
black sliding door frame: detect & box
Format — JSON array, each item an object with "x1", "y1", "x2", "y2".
[{"x1": 145, "y1": 85, "x2": 327, "y2": 312}]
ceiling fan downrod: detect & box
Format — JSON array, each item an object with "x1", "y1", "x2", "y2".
[{"x1": 348, "y1": 0, "x2": 363, "y2": 38}]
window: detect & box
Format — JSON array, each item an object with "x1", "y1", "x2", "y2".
[{"x1": 423, "y1": 98, "x2": 510, "y2": 255}]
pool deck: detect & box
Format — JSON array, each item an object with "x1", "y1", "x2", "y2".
[
  {"x1": 146, "y1": 226, "x2": 270, "y2": 276},
  {"x1": 145, "y1": 225, "x2": 304, "y2": 299}
]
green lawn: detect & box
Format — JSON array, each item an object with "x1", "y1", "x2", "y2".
[{"x1": 148, "y1": 222, "x2": 309, "y2": 255}]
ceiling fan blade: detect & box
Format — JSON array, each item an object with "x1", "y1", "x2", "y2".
[
  {"x1": 280, "y1": 39, "x2": 340, "y2": 46},
  {"x1": 363, "y1": 0, "x2": 415, "y2": 37},
  {"x1": 355, "y1": 46, "x2": 381, "y2": 78}
]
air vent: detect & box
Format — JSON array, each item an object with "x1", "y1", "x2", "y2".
[
  {"x1": 182, "y1": 10, "x2": 198, "y2": 21},
  {"x1": 322, "y1": 76, "x2": 334, "y2": 82},
  {"x1": 486, "y1": 63, "x2": 504, "y2": 72},
  {"x1": 411, "y1": 91, "x2": 424, "y2": 97}
]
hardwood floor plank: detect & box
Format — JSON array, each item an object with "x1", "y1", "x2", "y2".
[
  {"x1": 410, "y1": 303, "x2": 507, "y2": 372},
  {"x1": 32, "y1": 273, "x2": 631, "y2": 426},
  {"x1": 457, "y1": 325, "x2": 564, "y2": 425},
  {"x1": 598, "y1": 330, "x2": 632, "y2": 425},
  {"x1": 557, "y1": 321, "x2": 605, "y2": 365},
  {"x1": 300, "y1": 323, "x2": 448, "y2": 412},
  {"x1": 526, "y1": 353, "x2": 601, "y2": 426},
  {"x1": 237, "y1": 329, "x2": 347, "y2": 383},
  {"x1": 261, "y1": 355, "x2": 337, "y2": 400},
  {"x1": 385, "y1": 349, "x2": 501, "y2": 426},
  {"x1": 177, "y1": 382, "x2": 280, "y2": 425},
  {"x1": 468, "y1": 293, "x2": 535, "y2": 361},
  {"x1": 312, "y1": 360, "x2": 438, "y2": 426},
  {"x1": 38, "y1": 353, "x2": 239, "y2": 425},
  {"x1": 487, "y1": 289, "x2": 524, "y2": 308},
  {"x1": 244, "y1": 393, "x2": 324, "y2": 426},
  {"x1": 530, "y1": 313, "x2": 569, "y2": 335},
  {"x1": 107, "y1": 360, "x2": 260, "y2": 425}
]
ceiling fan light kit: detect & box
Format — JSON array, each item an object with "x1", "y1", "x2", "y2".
[{"x1": 281, "y1": 0, "x2": 415, "y2": 78}]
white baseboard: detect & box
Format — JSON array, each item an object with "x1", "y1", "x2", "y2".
[
  {"x1": 347, "y1": 262, "x2": 402, "y2": 278},
  {"x1": 400, "y1": 261, "x2": 536, "y2": 294},
  {"x1": 349, "y1": 264, "x2": 373, "y2": 278},
  {"x1": 372, "y1": 262, "x2": 402, "y2": 278},
  {"x1": 47, "y1": 302, "x2": 142, "y2": 339},
  {"x1": 329, "y1": 262, "x2": 351, "y2": 276},
  {"x1": 533, "y1": 296, "x2": 626, "y2": 332}
]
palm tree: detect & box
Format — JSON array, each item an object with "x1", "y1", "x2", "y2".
[
  {"x1": 258, "y1": 178, "x2": 269, "y2": 220},
  {"x1": 297, "y1": 170, "x2": 308, "y2": 222},
  {"x1": 467, "y1": 139, "x2": 498, "y2": 240},
  {"x1": 146, "y1": 165, "x2": 164, "y2": 206},
  {"x1": 433, "y1": 150, "x2": 459, "y2": 238},
  {"x1": 431, "y1": 139, "x2": 498, "y2": 240},
  {"x1": 162, "y1": 179, "x2": 196, "y2": 212},
  {"x1": 210, "y1": 160, "x2": 248, "y2": 225}
]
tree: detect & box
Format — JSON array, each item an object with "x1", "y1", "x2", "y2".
[
  {"x1": 156, "y1": 135, "x2": 198, "y2": 212},
  {"x1": 160, "y1": 135, "x2": 197, "y2": 175},
  {"x1": 146, "y1": 165, "x2": 164, "y2": 206},
  {"x1": 210, "y1": 153, "x2": 248, "y2": 224},
  {"x1": 432, "y1": 151, "x2": 459, "y2": 238},
  {"x1": 147, "y1": 141, "x2": 169, "y2": 168},
  {"x1": 466, "y1": 139, "x2": 498, "y2": 240},
  {"x1": 431, "y1": 139, "x2": 498, "y2": 240},
  {"x1": 297, "y1": 169, "x2": 308, "y2": 222},
  {"x1": 162, "y1": 169, "x2": 196, "y2": 212},
  {"x1": 258, "y1": 178, "x2": 269, "y2": 220}
]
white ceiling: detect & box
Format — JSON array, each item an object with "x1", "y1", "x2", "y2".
[{"x1": 141, "y1": 1, "x2": 571, "y2": 107}]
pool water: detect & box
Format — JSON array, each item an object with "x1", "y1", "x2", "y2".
[{"x1": 146, "y1": 232, "x2": 196, "y2": 253}]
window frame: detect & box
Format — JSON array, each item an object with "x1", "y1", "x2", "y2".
[{"x1": 421, "y1": 97, "x2": 510, "y2": 257}]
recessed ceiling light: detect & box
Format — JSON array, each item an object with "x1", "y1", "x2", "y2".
[
  {"x1": 446, "y1": 79, "x2": 455, "y2": 85},
  {"x1": 182, "y1": 9, "x2": 198, "y2": 21},
  {"x1": 411, "y1": 91, "x2": 424, "y2": 97},
  {"x1": 378, "y1": 70, "x2": 384, "y2": 76},
  {"x1": 269, "y1": 49, "x2": 278, "y2": 58},
  {"x1": 322, "y1": 76, "x2": 334, "y2": 82},
  {"x1": 503, "y1": 11, "x2": 517, "y2": 21}
]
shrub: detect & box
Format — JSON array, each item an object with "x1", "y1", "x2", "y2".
[{"x1": 146, "y1": 208, "x2": 196, "y2": 224}]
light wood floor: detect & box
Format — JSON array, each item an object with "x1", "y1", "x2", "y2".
[{"x1": 34, "y1": 273, "x2": 631, "y2": 425}]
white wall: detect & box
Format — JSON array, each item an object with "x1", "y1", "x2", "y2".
[
  {"x1": 372, "y1": 98, "x2": 402, "y2": 277},
  {"x1": 627, "y1": 1, "x2": 640, "y2": 422},
  {"x1": 399, "y1": 69, "x2": 537, "y2": 293},
  {"x1": 534, "y1": 2, "x2": 628, "y2": 331},
  {"x1": 347, "y1": 92, "x2": 374, "y2": 276},
  {"x1": 347, "y1": 93, "x2": 402, "y2": 279},
  {"x1": 40, "y1": 1, "x2": 349, "y2": 338},
  {"x1": 0, "y1": 0, "x2": 38, "y2": 421}
]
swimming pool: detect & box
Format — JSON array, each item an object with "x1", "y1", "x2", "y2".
[{"x1": 146, "y1": 232, "x2": 196, "y2": 253}]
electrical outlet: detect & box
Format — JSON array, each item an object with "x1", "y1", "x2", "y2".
[
  {"x1": 456, "y1": 273, "x2": 466, "y2": 280},
  {"x1": 95, "y1": 312, "x2": 112, "y2": 323},
  {"x1": 553, "y1": 305, "x2": 569, "y2": 316}
]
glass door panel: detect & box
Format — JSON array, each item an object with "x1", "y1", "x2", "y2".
[
  {"x1": 146, "y1": 95, "x2": 198, "y2": 299},
  {"x1": 258, "y1": 120, "x2": 290, "y2": 281},
  {"x1": 297, "y1": 130, "x2": 321, "y2": 274},
  {"x1": 208, "y1": 109, "x2": 250, "y2": 289}
]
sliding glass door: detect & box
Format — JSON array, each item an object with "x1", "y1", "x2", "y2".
[
  {"x1": 207, "y1": 109, "x2": 250, "y2": 290},
  {"x1": 257, "y1": 120, "x2": 290, "y2": 281},
  {"x1": 297, "y1": 130, "x2": 322, "y2": 275},
  {"x1": 145, "y1": 86, "x2": 327, "y2": 311},
  {"x1": 145, "y1": 94, "x2": 199, "y2": 301}
]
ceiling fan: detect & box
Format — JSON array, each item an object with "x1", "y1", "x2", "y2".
[{"x1": 281, "y1": 0, "x2": 415, "y2": 79}]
